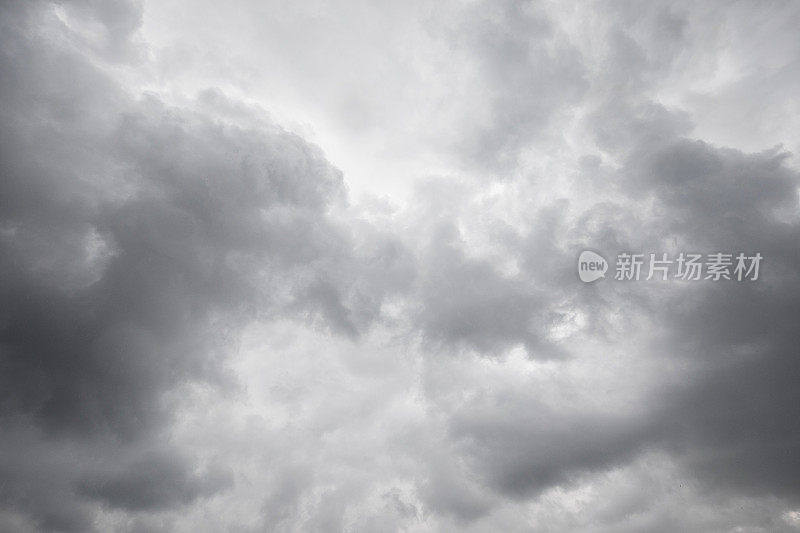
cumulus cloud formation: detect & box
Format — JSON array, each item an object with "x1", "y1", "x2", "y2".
[{"x1": 2, "y1": 0, "x2": 800, "y2": 531}]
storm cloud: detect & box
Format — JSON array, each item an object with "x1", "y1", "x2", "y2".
[{"x1": 2, "y1": 0, "x2": 800, "y2": 532}]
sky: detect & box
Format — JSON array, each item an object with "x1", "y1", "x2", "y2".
[{"x1": 1, "y1": 0, "x2": 800, "y2": 532}]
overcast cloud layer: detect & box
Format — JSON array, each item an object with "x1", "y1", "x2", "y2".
[{"x1": 2, "y1": 1, "x2": 800, "y2": 532}]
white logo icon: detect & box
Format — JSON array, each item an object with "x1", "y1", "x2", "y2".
[{"x1": 578, "y1": 250, "x2": 608, "y2": 282}]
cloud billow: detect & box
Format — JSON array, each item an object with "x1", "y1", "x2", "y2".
[
  {"x1": 0, "y1": 1, "x2": 363, "y2": 529},
  {"x1": 3, "y1": 0, "x2": 800, "y2": 532}
]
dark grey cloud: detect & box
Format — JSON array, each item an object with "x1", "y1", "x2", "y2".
[
  {"x1": 448, "y1": 393, "x2": 649, "y2": 498},
  {"x1": 619, "y1": 138, "x2": 800, "y2": 501},
  {"x1": 77, "y1": 448, "x2": 232, "y2": 511},
  {"x1": 406, "y1": 133, "x2": 800, "y2": 531},
  {"x1": 458, "y1": 106, "x2": 800, "y2": 523},
  {"x1": 4, "y1": 0, "x2": 800, "y2": 531},
  {"x1": 0, "y1": 0, "x2": 384, "y2": 529},
  {"x1": 392, "y1": 3, "x2": 800, "y2": 527}
]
